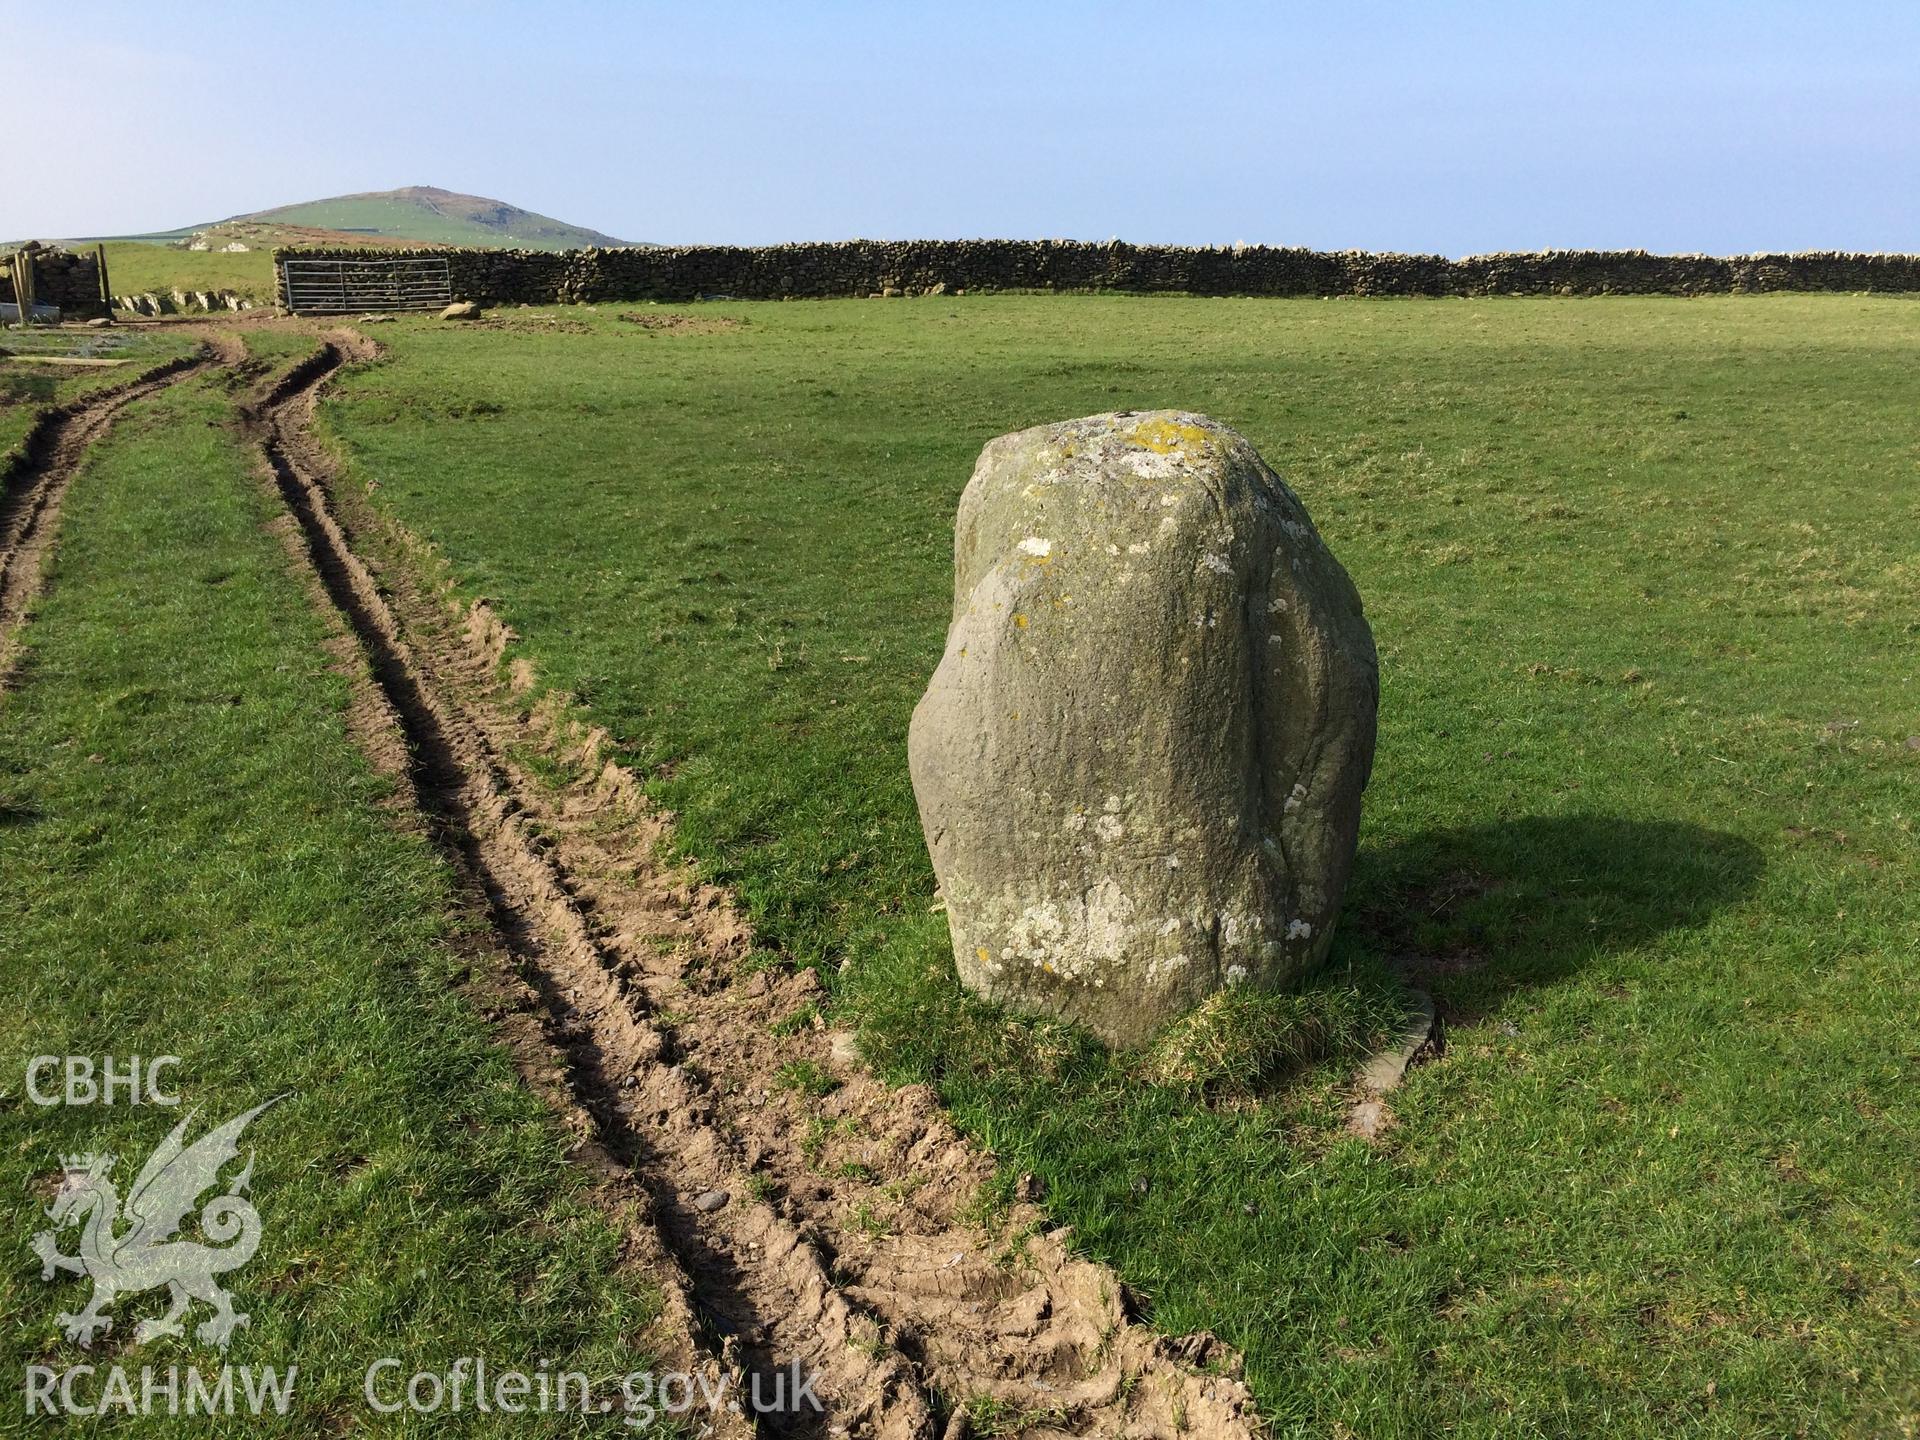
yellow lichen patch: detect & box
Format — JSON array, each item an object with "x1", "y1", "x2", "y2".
[
  {"x1": 976, "y1": 946, "x2": 991, "y2": 963},
  {"x1": 1014, "y1": 613, "x2": 1029, "y2": 628},
  {"x1": 1125, "y1": 417, "x2": 1213, "y2": 455}
]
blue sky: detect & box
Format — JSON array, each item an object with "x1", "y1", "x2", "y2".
[{"x1": 6, "y1": 0, "x2": 1916, "y2": 254}]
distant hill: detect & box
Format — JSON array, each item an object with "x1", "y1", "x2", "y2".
[
  {"x1": 33, "y1": 187, "x2": 641, "y2": 254},
  {"x1": 227, "y1": 186, "x2": 639, "y2": 250}
]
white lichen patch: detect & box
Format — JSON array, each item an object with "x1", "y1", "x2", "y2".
[
  {"x1": 1198, "y1": 553, "x2": 1233, "y2": 575},
  {"x1": 1286, "y1": 918, "x2": 1314, "y2": 941},
  {"x1": 1284, "y1": 782, "x2": 1307, "y2": 813},
  {"x1": 1225, "y1": 964, "x2": 1249, "y2": 985},
  {"x1": 1127, "y1": 541, "x2": 1151, "y2": 555},
  {"x1": 1145, "y1": 952, "x2": 1191, "y2": 984},
  {"x1": 997, "y1": 879, "x2": 1139, "y2": 985},
  {"x1": 1018, "y1": 536, "x2": 1054, "y2": 558},
  {"x1": 1219, "y1": 908, "x2": 1265, "y2": 948},
  {"x1": 1121, "y1": 448, "x2": 1188, "y2": 482},
  {"x1": 1083, "y1": 879, "x2": 1135, "y2": 964},
  {"x1": 1093, "y1": 813, "x2": 1125, "y2": 843},
  {"x1": 1007, "y1": 901, "x2": 1064, "y2": 966}
]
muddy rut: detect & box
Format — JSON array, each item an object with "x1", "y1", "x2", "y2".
[
  {"x1": 248, "y1": 336, "x2": 1265, "y2": 1440},
  {"x1": 0, "y1": 341, "x2": 235, "y2": 683}
]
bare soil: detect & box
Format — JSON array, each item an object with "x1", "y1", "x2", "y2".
[{"x1": 618, "y1": 311, "x2": 745, "y2": 334}]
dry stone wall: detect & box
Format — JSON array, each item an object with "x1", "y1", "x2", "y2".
[
  {"x1": 275, "y1": 240, "x2": 1920, "y2": 310},
  {"x1": 1, "y1": 244, "x2": 109, "y2": 317}
]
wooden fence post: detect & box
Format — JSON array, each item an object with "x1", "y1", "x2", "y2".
[{"x1": 16, "y1": 251, "x2": 37, "y2": 324}]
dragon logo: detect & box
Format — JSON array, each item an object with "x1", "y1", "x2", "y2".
[{"x1": 32, "y1": 1099, "x2": 280, "y2": 1350}]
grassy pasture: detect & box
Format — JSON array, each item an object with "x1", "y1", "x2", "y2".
[
  {"x1": 0, "y1": 374, "x2": 671, "y2": 1432},
  {"x1": 299, "y1": 295, "x2": 1920, "y2": 1433},
  {"x1": 97, "y1": 241, "x2": 276, "y2": 304}
]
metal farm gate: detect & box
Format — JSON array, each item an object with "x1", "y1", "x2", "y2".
[{"x1": 278, "y1": 255, "x2": 453, "y2": 314}]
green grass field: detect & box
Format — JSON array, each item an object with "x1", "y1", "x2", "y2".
[
  {"x1": 305, "y1": 294, "x2": 1920, "y2": 1437},
  {"x1": 97, "y1": 241, "x2": 276, "y2": 304},
  {"x1": 0, "y1": 375, "x2": 673, "y2": 1433}
]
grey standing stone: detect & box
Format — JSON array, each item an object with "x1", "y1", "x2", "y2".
[{"x1": 908, "y1": 411, "x2": 1377, "y2": 1046}]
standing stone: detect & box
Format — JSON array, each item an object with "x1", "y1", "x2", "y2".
[{"x1": 908, "y1": 411, "x2": 1377, "y2": 1047}]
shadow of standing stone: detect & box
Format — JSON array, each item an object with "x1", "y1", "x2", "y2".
[{"x1": 1348, "y1": 815, "x2": 1766, "y2": 1023}]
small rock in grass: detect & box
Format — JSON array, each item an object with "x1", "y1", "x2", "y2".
[
  {"x1": 692, "y1": 1188, "x2": 730, "y2": 1213},
  {"x1": 1355, "y1": 990, "x2": 1438, "y2": 1093},
  {"x1": 440, "y1": 301, "x2": 483, "y2": 321},
  {"x1": 1346, "y1": 1098, "x2": 1394, "y2": 1140}
]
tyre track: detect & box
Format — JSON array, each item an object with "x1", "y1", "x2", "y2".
[
  {"x1": 247, "y1": 339, "x2": 911, "y2": 1438},
  {"x1": 0, "y1": 342, "x2": 233, "y2": 685},
  {"x1": 249, "y1": 337, "x2": 1265, "y2": 1440}
]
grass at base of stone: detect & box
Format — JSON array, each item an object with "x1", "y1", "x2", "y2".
[
  {"x1": 310, "y1": 295, "x2": 1920, "y2": 1438},
  {"x1": 1143, "y1": 964, "x2": 1411, "y2": 1094},
  {"x1": 0, "y1": 375, "x2": 674, "y2": 1434}
]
